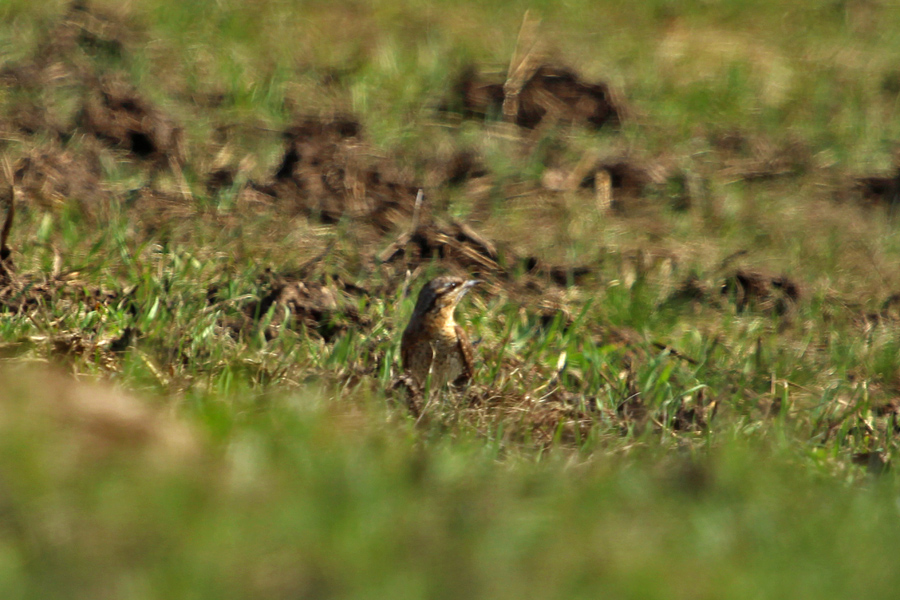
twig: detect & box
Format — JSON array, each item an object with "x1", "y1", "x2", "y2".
[
  {"x1": 651, "y1": 341, "x2": 699, "y2": 365},
  {"x1": 377, "y1": 190, "x2": 425, "y2": 264}
]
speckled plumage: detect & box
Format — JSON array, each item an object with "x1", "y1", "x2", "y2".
[{"x1": 401, "y1": 276, "x2": 479, "y2": 389}]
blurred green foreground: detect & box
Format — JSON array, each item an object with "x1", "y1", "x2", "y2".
[{"x1": 0, "y1": 369, "x2": 896, "y2": 600}]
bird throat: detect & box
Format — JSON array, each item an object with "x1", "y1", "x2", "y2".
[{"x1": 428, "y1": 307, "x2": 457, "y2": 336}]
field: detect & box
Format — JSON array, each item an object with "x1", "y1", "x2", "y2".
[{"x1": 2, "y1": 0, "x2": 900, "y2": 597}]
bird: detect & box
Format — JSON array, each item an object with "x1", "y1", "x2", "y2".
[{"x1": 401, "y1": 276, "x2": 481, "y2": 390}]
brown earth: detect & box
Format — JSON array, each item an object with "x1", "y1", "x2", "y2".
[
  {"x1": 446, "y1": 64, "x2": 623, "y2": 130},
  {"x1": 856, "y1": 169, "x2": 900, "y2": 206},
  {"x1": 78, "y1": 75, "x2": 184, "y2": 164},
  {"x1": 250, "y1": 116, "x2": 418, "y2": 233},
  {"x1": 212, "y1": 268, "x2": 371, "y2": 343},
  {"x1": 13, "y1": 144, "x2": 108, "y2": 212},
  {"x1": 721, "y1": 269, "x2": 802, "y2": 316}
]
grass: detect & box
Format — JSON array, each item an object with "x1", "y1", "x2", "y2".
[
  {"x1": 2, "y1": 369, "x2": 900, "y2": 600},
  {"x1": 2, "y1": 0, "x2": 900, "y2": 597}
]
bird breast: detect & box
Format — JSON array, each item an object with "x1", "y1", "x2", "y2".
[{"x1": 401, "y1": 316, "x2": 464, "y2": 388}]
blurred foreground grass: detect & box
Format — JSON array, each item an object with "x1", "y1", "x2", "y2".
[{"x1": 1, "y1": 368, "x2": 899, "y2": 600}]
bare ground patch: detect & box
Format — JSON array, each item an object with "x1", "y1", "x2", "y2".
[{"x1": 445, "y1": 64, "x2": 623, "y2": 130}]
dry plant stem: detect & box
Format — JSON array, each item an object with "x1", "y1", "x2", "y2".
[
  {"x1": 410, "y1": 188, "x2": 424, "y2": 233},
  {"x1": 503, "y1": 10, "x2": 542, "y2": 122}
]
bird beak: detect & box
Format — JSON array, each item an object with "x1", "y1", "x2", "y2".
[
  {"x1": 455, "y1": 279, "x2": 481, "y2": 300},
  {"x1": 456, "y1": 279, "x2": 484, "y2": 302}
]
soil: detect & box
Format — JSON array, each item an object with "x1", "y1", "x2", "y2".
[
  {"x1": 252, "y1": 115, "x2": 418, "y2": 233},
  {"x1": 78, "y1": 76, "x2": 184, "y2": 164},
  {"x1": 209, "y1": 268, "x2": 372, "y2": 343},
  {"x1": 13, "y1": 145, "x2": 107, "y2": 212},
  {"x1": 447, "y1": 64, "x2": 623, "y2": 130},
  {"x1": 721, "y1": 269, "x2": 802, "y2": 315},
  {"x1": 856, "y1": 170, "x2": 900, "y2": 206}
]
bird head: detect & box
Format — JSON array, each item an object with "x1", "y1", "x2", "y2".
[{"x1": 411, "y1": 276, "x2": 481, "y2": 321}]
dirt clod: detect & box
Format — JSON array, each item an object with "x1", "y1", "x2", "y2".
[
  {"x1": 233, "y1": 272, "x2": 370, "y2": 342},
  {"x1": 78, "y1": 76, "x2": 183, "y2": 163},
  {"x1": 443, "y1": 150, "x2": 489, "y2": 187},
  {"x1": 447, "y1": 64, "x2": 622, "y2": 130},
  {"x1": 523, "y1": 256, "x2": 593, "y2": 287},
  {"x1": 379, "y1": 219, "x2": 502, "y2": 278},
  {"x1": 259, "y1": 116, "x2": 418, "y2": 232},
  {"x1": 13, "y1": 145, "x2": 106, "y2": 212},
  {"x1": 722, "y1": 269, "x2": 801, "y2": 315},
  {"x1": 856, "y1": 170, "x2": 900, "y2": 206},
  {"x1": 716, "y1": 133, "x2": 811, "y2": 181}
]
